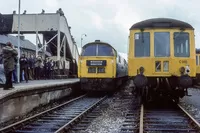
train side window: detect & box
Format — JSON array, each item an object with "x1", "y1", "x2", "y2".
[
  {"x1": 174, "y1": 32, "x2": 190, "y2": 57},
  {"x1": 134, "y1": 32, "x2": 150, "y2": 57},
  {"x1": 154, "y1": 32, "x2": 170, "y2": 57}
]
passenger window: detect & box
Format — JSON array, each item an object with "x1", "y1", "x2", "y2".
[{"x1": 134, "y1": 32, "x2": 150, "y2": 57}]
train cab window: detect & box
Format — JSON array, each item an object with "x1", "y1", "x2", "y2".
[
  {"x1": 134, "y1": 32, "x2": 150, "y2": 57},
  {"x1": 154, "y1": 32, "x2": 170, "y2": 57},
  {"x1": 196, "y1": 55, "x2": 199, "y2": 65},
  {"x1": 98, "y1": 44, "x2": 114, "y2": 56},
  {"x1": 82, "y1": 44, "x2": 96, "y2": 56},
  {"x1": 174, "y1": 32, "x2": 190, "y2": 57}
]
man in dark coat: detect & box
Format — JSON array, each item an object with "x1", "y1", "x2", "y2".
[
  {"x1": 28, "y1": 54, "x2": 35, "y2": 80},
  {"x1": 20, "y1": 54, "x2": 28, "y2": 82},
  {"x1": 2, "y1": 42, "x2": 18, "y2": 90}
]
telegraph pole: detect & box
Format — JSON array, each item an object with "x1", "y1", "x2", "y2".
[{"x1": 17, "y1": 0, "x2": 21, "y2": 83}]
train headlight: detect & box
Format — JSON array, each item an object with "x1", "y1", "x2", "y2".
[
  {"x1": 163, "y1": 61, "x2": 169, "y2": 72},
  {"x1": 180, "y1": 67, "x2": 185, "y2": 74},
  {"x1": 185, "y1": 65, "x2": 190, "y2": 74},
  {"x1": 88, "y1": 67, "x2": 96, "y2": 73},
  {"x1": 139, "y1": 66, "x2": 145, "y2": 74},
  {"x1": 97, "y1": 67, "x2": 105, "y2": 73}
]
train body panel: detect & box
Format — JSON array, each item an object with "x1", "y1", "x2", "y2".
[
  {"x1": 196, "y1": 53, "x2": 200, "y2": 74},
  {"x1": 78, "y1": 56, "x2": 116, "y2": 78},
  {"x1": 128, "y1": 29, "x2": 196, "y2": 77},
  {"x1": 195, "y1": 52, "x2": 200, "y2": 83},
  {"x1": 116, "y1": 55, "x2": 128, "y2": 78},
  {"x1": 129, "y1": 57, "x2": 195, "y2": 77}
]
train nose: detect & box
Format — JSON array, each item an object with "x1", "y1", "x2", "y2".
[
  {"x1": 179, "y1": 75, "x2": 192, "y2": 88},
  {"x1": 134, "y1": 74, "x2": 148, "y2": 88}
]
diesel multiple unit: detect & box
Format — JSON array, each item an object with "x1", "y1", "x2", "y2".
[{"x1": 128, "y1": 18, "x2": 195, "y2": 102}]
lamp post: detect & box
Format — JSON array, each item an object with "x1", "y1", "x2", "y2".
[
  {"x1": 17, "y1": 0, "x2": 21, "y2": 83},
  {"x1": 81, "y1": 33, "x2": 87, "y2": 54}
]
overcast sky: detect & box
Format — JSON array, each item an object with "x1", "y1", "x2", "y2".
[{"x1": 1, "y1": 0, "x2": 200, "y2": 54}]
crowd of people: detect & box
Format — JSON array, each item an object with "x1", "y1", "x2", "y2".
[{"x1": 2, "y1": 42, "x2": 56, "y2": 90}]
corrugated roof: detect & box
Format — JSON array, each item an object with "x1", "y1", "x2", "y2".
[{"x1": 0, "y1": 34, "x2": 36, "y2": 50}]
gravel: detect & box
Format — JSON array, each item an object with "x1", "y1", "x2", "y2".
[
  {"x1": 84, "y1": 81, "x2": 134, "y2": 133},
  {"x1": 180, "y1": 88, "x2": 200, "y2": 120}
]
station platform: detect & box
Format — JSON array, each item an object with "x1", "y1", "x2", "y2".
[
  {"x1": 0, "y1": 78, "x2": 80, "y2": 125},
  {"x1": 0, "y1": 79, "x2": 79, "y2": 100}
]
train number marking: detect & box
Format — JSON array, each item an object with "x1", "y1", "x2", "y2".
[{"x1": 179, "y1": 60, "x2": 187, "y2": 64}]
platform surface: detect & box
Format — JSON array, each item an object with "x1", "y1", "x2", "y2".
[{"x1": 0, "y1": 78, "x2": 79, "y2": 100}]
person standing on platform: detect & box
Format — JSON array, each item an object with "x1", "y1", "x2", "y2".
[
  {"x1": 28, "y1": 54, "x2": 35, "y2": 80},
  {"x1": 2, "y1": 42, "x2": 18, "y2": 90},
  {"x1": 35, "y1": 56, "x2": 43, "y2": 80},
  {"x1": 46, "y1": 58, "x2": 51, "y2": 79},
  {"x1": 20, "y1": 54, "x2": 29, "y2": 83},
  {"x1": 12, "y1": 56, "x2": 18, "y2": 83},
  {"x1": 44, "y1": 58, "x2": 50, "y2": 79},
  {"x1": 43, "y1": 58, "x2": 48, "y2": 79},
  {"x1": 49, "y1": 59, "x2": 54, "y2": 79}
]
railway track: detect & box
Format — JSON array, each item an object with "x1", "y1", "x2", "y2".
[
  {"x1": 0, "y1": 94, "x2": 107, "y2": 133},
  {"x1": 120, "y1": 96, "x2": 141, "y2": 133},
  {"x1": 68, "y1": 101, "x2": 109, "y2": 133},
  {"x1": 120, "y1": 98, "x2": 200, "y2": 133},
  {"x1": 140, "y1": 101, "x2": 200, "y2": 133}
]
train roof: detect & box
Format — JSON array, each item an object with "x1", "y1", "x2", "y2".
[
  {"x1": 130, "y1": 18, "x2": 194, "y2": 30},
  {"x1": 83, "y1": 40, "x2": 127, "y2": 60},
  {"x1": 83, "y1": 40, "x2": 117, "y2": 52}
]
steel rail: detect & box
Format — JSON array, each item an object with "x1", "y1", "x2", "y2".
[
  {"x1": 177, "y1": 103, "x2": 200, "y2": 129},
  {"x1": 139, "y1": 104, "x2": 144, "y2": 133}
]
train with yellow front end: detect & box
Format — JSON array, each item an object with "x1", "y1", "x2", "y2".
[
  {"x1": 128, "y1": 18, "x2": 196, "y2": 103},
  {"x1": 78, "y1": 40, "x2": 128, "y2": 91}
]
